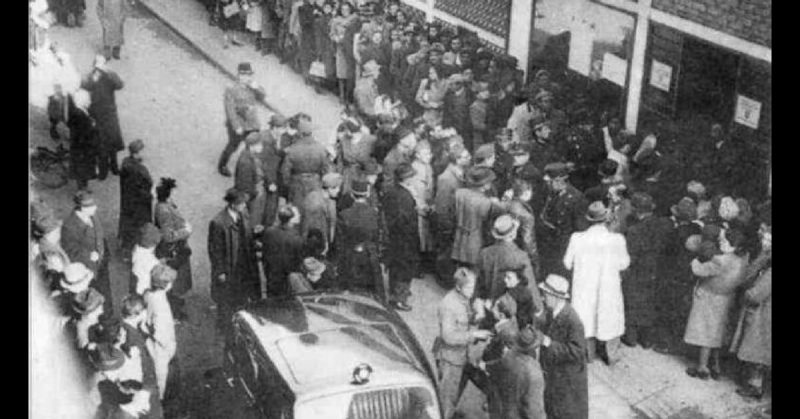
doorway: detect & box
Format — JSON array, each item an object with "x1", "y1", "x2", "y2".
[{"x1": 675, "y1": 36, "x2": 740, "y2": 126}]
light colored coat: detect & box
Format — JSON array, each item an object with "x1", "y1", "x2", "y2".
[
  {"x1": 451, "y1": 188, "x2": 509, "y2": 265},
  {"x1": 564, "y1": 224, "x2": 630, "y2": 340},
  {"x1": 97, "y1": 0, "x2": 132, "y2": 48},
  {"x1": 730, "y1": 265, "x2": 771, "y2": 366},
  {"x1": 144, "y1": 290, "x2": 176, "y2": 399}
]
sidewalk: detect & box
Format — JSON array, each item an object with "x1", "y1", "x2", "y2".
[{"x1": 137, "y1": 0, "x2": 343, "y2": 151}]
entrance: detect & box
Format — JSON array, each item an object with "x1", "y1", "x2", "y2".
[{"x1": 675, "y1": 37, "x2": 740, "y2": 127}]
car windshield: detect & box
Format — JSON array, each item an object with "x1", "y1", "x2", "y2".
[{"x1": 276, "y1": 322, "x2": 421, "y2": 385}]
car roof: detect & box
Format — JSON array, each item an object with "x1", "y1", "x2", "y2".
[{"x1": 235, "y1": 291, "x2": 431, "y2": 395}]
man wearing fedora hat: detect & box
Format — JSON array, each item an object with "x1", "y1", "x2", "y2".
[
  {"x1": 336, "y1": 180, "x2": 383, "y2": 294},
  {"x1": 539, "y1": 162, "x2": 589, "y2": 278},
  {"x1": 280, "y1": 113, "x2": 331, "y2": 207},
  {"x1": 478, "y1": 215, "x2": 538, "y2": 303},
  {"x1": 208, "y1": 188, "x2": 260, "y2": 341},
  {"x1": 564, "y1": 200, "x2": 630, "y2": 365},
  {"x1": 538, "y1": 274, "x2": 589, "y2": 419},
  {"x1": 452, "y1": 166, "x2": 510, "y2": 267},
  {"x1": 118, "y1": 139, "x2": 153, "y2": 256},
  {"x1": 382, "y1": 163, "x2": 420, "y2": 311},
  {"x1": 622, "y1": 192, "x2": 673, "y2": 350},
  {"x1": 219, "y1": 62, "x2": 265, "y2": 177},
  {"x1": 62, "y1": 190, "x2": 112, "y2": 313}
]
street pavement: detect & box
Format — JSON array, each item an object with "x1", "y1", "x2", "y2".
[{"x1": 29, "y1": 1, "x2": 770, "y2": 418}]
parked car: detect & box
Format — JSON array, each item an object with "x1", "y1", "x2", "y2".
[{"x1": 223, "y1": 290, "x2": 442, "y2": 419}]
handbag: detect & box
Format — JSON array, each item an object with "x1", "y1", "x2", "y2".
[
  {"x1": 308, "y1": 60, "x2": 327, "y2": 78},
  {"x1": 222, "y1": 1, "x2": 241, "y2": 18}
]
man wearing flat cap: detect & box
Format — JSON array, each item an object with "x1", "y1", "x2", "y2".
[
  {"x1": 208, "y1": 188, "x2": 259, "y2": 342},
  {"x1": 538, "y1": 162, "x2": 589, "y2": 278},
  {"x1": 62, "y1": 190, "x2": 112, "y2": 313},
  {"x1": 280, "y1": 113, "x2": 331, "y2": 208},
  {"x1": 118, "y1": 138, "x2": 153, "y2": 256},
  {"x1": 381, "y1": 163, "x2": 421, "y2": 311},
  {"x1": 336, "y1": 180, "x2": 384, "y2": 294},
  {"x1": 219, "y1": 62, "x2": 266, "y2": 177},
  {"x1": 623, "y1": 192, "x2": 674, "y2": 350},
  {"x1": 451, "y1": 166, "x2": 511, "y2": 268},
  {"x1": 300, "y1": 172, "x2": 342, "y2": 248}
]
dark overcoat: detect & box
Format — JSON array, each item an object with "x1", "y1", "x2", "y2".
[
  {"x1": 478, "y1": 240, "x2": 536, "y2": 301},
  {"x1": 381, "y1": 184, "x2": 420, "y2": 280},
  {"x1": 452, "y1": 188, "x2": 509, "y2": 265},
  {"x1": 280, "y1": 135, "x2": 330, "y2": 207},
  {"x1": 623, "y1": 214, "x2": 673, "y2": 327},
  {"x1": 540, "y1": 303, "x2": 589, "y2": 419},
  {"x1": 491, "y1": 350, "x2": 547, "y2": 419},
  {"x1": 66, "y1": 100, "x2": 100, "y2": 183},
  {"x1": 257, "y1": 130, "x2": 285, "y2": 227},
  {"x1": 61, "y1": 212, "x2": 111, "y2": 308},
  {"x1": 261, "y1": 224, "x2": 304, "y2": 297},
  {"x1": 207, "y1": 209, "x2": 259, "y2": 306},
  {"x1": 118, "y1": 156, "x2": 153, "y2": 251},
  {"x1": 336, "y1": 201, "x2": 383, "y2": 292},
  {"x1": 154, "y1": 201, "x2": 193, "y2": 296},
  {"x1": 83, "y1": 69, "x2": 125, "y2": 153}
]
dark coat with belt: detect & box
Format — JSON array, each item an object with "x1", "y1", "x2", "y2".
[
  {"x1": 118, "y1": 156, "x2": 153, "y2": 251},
  {"x1": 67, "y1": 98, "x2": 100, "y2": 183},
  {"x1": 381, "y1": 184, "x2": 420, "y2": 277},
  {"x1": 623, "y1": 214, "x2": 673, "y2": 327},
  {"x1": 490, "y1": 350, "x2": 547, "y2": 419},
  {"x1": 207, "y1": 209, "x2": 259, "y2": 305},
  {"x1": 261, "y1": 224, "x2": 304, "y2": 297},
  {"x1": 280, "y1": 135, "x2": 330, "y2": 207},
  {"x1": 83, "y1": 68, "x2": 125, "y2": 152},
  {"x1": 540, "y1": 303, "x2": 589, "y2": 419}
]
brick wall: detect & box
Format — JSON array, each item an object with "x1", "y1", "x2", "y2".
[
  {"x1": 652, "y1": 0, "x2": 771, "y2": 48},
  {"x1": 434, "y1": 0, "x2": 511, "y2": 39}
]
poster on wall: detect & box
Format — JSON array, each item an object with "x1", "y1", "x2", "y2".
[
  {"x1": 734, "y1": 95, "x2": 762, "y2": 129},
  {"x1": 649, "y1": 60, "x2": 672, "y2": 92},
  {"x1": 568, "y1": 26, "x2": 594, "y2": 76},
  {"x1": 601, "y1": 52, "x2": 627, "y2": 87}
]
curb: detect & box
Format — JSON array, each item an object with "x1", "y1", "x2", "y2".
[{"x1": 136, "y1": 0, "x2": 283, "y2": 117}]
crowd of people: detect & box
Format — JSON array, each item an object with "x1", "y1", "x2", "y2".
[{"x1": 30, "y1": 0, "x2": 771, "y2": 418}]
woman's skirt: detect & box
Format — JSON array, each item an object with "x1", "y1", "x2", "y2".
[{"x1": 684, "y1": 285, "x2": 736, "y2": 348}]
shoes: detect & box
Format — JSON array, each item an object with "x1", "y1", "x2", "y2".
[
  {"x1": 652, "y1": 343, "x2": 671, "y2": 354},
  {"x1": 621, "y1": 337, "x2": 637, "y2": 348},
  {"x1": 231, "y1": 38, "x2": 244, "y2": 46},
  {"x1": 686, "y1": 367, "x2": 710, "y2": 380},
  {"x1": 640, "y1": 340, "x2": 653, "y2": 350},
  {"x1": 736, "y1": 385, "x2": 763, "y2": 400},
  {"x1": 708, "y1": 365, "x2": 721, "y2": 380},
  {"x1": 219, "y1": 167, "x2": 232, "y2": 177},
  {"x1": 392, "y1": 301, "x2": 412, "y2": 312}
]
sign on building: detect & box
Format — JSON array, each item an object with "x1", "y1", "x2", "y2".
[
  {"x1": 734, "y1": 95, "x2": 762, "y2": 129},
  {"x1": 568, "y1": 26, "x2": 594, "y2": 76},
  {"x1": 649, "y1": 59, "x2": 672, "y2": 92},
  {"x1": 602, "y1": 52, "x2": 627, "y2": 87}
]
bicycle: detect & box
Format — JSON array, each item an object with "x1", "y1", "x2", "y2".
[{"x1": 30, "y1": 144, "x2": 70, "y2": 189}]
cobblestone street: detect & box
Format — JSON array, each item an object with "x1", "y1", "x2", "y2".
[{"x1": 29, "y1": 1, "x2": 771, "y2": 418}]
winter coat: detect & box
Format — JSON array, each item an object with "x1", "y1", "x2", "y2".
[
  {"x1": 684, "y1": 253, "x2": 748, "y2": 348},
  {"x1": 490, "y1": 350, "x2": 546, "y2": 419},
  {"x1": 540, "y1": 303, "x2": 589, "y2": 419},
  {"x1": 330, "y1": 14, "x2": 359, "y2": 80},
  {"x1": 478, "y1": 240, "x2": 536, "y2": 301},
  {"x1": 432, "y1": 164, "x2": 464, "y2": 240},
  {"x1": 336, "y1": 132, "x2": 376, "y2": 195},
  {"x1": 154, "y1": 201, "x2": 193, "y2": 296},
  {"x1": 280, "y1": 135, "x2": 330, "y2": 207},
  {"x1": 118, "y1": 156, "x2": 153, "y2": 251},
  {"x1": 443, "y1": 89, "x2": 472, "y2": 142},
  {"x1": 451, "y1": 188, "x2": 509, "y2": 265},
  {"x1": 381, "y1": 145, "x2": 412, "y2": 188},
  {"x1": 564, "y1": 224, "x2": 630, "y2": 340},
  {"x1": 97, "y1": 0, "x2": 131, "y2": 47},
  {"x1": 312, "y1": 13, "x2": 336, "y2": 79},
  {"x1": 67, "y1": 101, "x2": 100, "y2": 183},
  {"x1": 61, "y1": 211, "x2": 105, "y2": 275},
  {"x1": 261, "y1": 224, "x2": 304, "y2": 297},
  {"x1": 207, "y1": 209, "x2": 259, "y2": 305},
  {"x1": 409, "y1": 159, "x2": 435, "y2": 252},
  {"x1": 144, "y1": 290, "x2": 176, "y2": 399},
  {"x1": 730, "y1": 261, "x2": 771, "y2": 366},
  {"x1": 509, "y1": 199, "x2": 540, "y2": 274},
  {"x1": 435, "y1": 289, "x2": 474, "y2": 366},
  {"x1": 381, "y1": 184, "x2": 420, "y2": 268},
  {"x1": 234, "y1": 150, "x2": 264, "y2": 203},
  {"x1": 335, "y1": 200, "x2": 383, "y2": 292},
  {"x1": 623, "y1": 214, "x2": 673, "y2": 327},
  {"x1": 83, "y1": 68, "x2": 125, "y2": 152},
  {"x1": 300, "y1": 189, "x2": 336, "y2": 246}
]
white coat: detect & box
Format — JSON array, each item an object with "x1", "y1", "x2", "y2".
[
  {"x1": 144, "y1": 290, "x2": 176, "y2": 399},
  {"x1": 564, "y1": 223, "x2": 630, "y2": 340}
]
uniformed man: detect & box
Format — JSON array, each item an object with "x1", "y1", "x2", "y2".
[
  {"x1": 280, "y1": 113, "x2": 331, "y2": 207},
  {"x1": 538, "y1": 162, "x2": 589, "y2": 278},
  {"x1": 336, "y1": 180, "x2": 384, "y2": 296},
  {"x1": 218, "y1": 62, "x2": 265, "y2": 177}
]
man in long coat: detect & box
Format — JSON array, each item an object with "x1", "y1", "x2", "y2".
[
  {"x1": 207, "y1": 189, "x2": 259, "y2": 342},
  {"x1": 336, "y1": 180, "x2": 383, "y2": 294},
  {"x1": 256, "y1": 115, "x2": 289, "y2": 227},
  {"x1": 300, "y1": 173, "x2": 341, "y2": 248},
  {"x1": 118, "y1": 139, "x2": 153, "y2": 256},
  {"x1": 62, "y1": 190, "x2": 112, "y2": 314},
  {"x1": 477, "y1": 215, "x2": 537, "y2": 302},
  {"x1": 539, "y1": 162, "x2": 589, "y2": 278},
  {"x1": 82, "y1": 55, "x2": 125, "y2": 179},
  {"x1": 433, "y1": 146, "x2": 470, "y2": 285},
  {"x1": 219, "y1": 63, "x2": 266, "y2": 177},
  {"x1": 280, "y1": 114, "x2": 330, "y2": 207},
  {"x1": 381, "y1": 163, "x2": 420, "y2": 311},
  {"x1": 538, "y1": 274, "x2": 589, "y2": 419},
  {"x1": 451, "y1": 166, "x2": 509, "y2": 267},
  {"x1": 261, "y1": 205, "x2": 304, "y2": 298},
  {"x1": 97, "y1": 0, "x2": 132, "y2": 59},
  {"x1": 235, "y1": 133, "x2": 268, "y2": 227},
  {"x1": 563, "y1": 201, "x2": 630, "y2": 365},
  {"x1": 622, "y1": 192, "x2": 673, "y2": 349},
  {"x1": 490, "y1": 330, "x2": 547, "y2": 419}
]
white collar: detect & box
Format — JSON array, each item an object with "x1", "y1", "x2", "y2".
[
  {"x1": 227, "y1": 208, "x2": 239, "y2": 222},
  {"x1": 553, "y1": 301, "x2": 566, "y2": 318}
]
